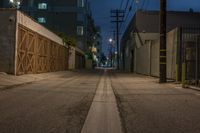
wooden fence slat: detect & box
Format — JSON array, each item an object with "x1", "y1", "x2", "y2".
[{"x1": 16, "y1": 24, "x2": 69, "y2": 75}]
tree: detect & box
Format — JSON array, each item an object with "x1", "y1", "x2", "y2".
[
  {"x1": 56, "y1": 32, "x2": 77, "y2": 47},
  {"x1": 100, "y1": 53, "x2": 107, "y2": 65}
]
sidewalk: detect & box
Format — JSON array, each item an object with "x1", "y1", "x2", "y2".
[{"x1": 0, "y1": 71, "x2": 76, "y2": 90}]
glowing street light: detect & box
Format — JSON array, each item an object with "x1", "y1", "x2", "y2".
[{"x1": 109, "y1": 38, "x2": 113, "y2": 43}]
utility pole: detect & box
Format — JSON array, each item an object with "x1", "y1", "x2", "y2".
[
  {"x1": 109, "y1": 30, "x2": 116, "y2": 67},
  {"x1": 159, "y1": 0, "x2": 167, "y2": 83},
  {"x1": 111, "y1": 9, "x2": 124, "y2": 70}
]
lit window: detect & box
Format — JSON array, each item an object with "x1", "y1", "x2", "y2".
[
  {"x1": 38, "y1": 3, "x2": 47, "y2": 9},
  {"x1": 38, "y1": 17, "x2": 46, "y2": 23},
  {"x1": 77, "y1": 0, "x2": 84, "y2": 7},
  {"x1": 77, "y1": 26, "x2": 84, "y2": 36}
]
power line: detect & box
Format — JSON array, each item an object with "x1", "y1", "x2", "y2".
[
  {"x1": 124, "y1": 0, "x2": 131, "y2": 12},
  {"x1": 119, "y1": 0, "x2": 137, "y2": 33},
  {"x1": 110, "y1": 9, "x2": 124, "y2": 69},
  {"x1": 119, "y1": 0, "x2": 124, "y2": 9},
  {"x1": 120, "y1": 0, "x2": 149, "y2": 35}
]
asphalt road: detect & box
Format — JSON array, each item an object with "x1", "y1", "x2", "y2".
[
  {"x1": 111, "y1": 72, "x2": 200, "y2": 133},
  {"x1": 0, "y1": 70, "x2": 102, "y2": 133},
  {"x1": 1, "y1": 70, "x2": 200, "y2": 133}
]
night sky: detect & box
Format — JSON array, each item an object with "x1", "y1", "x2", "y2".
[{"x1": 89, "y1": 0, "x2": 200, "y2": 54}]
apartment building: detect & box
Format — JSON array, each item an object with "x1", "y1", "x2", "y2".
[{"x1": 20, "y1": 0, "x2": 90, "y2": 51}]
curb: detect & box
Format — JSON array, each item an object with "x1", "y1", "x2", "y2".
[
  {"x1": 0, "y1": 81, "x2": 35, "y2": 91},
  {"x1": 0, "y1": 73, "x2": 67, "y2": 91},
  {"x1": 186, "y1": 85, "x2": 200, "y2": 91}
]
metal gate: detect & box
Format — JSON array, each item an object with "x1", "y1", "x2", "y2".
[{"x1": 181, "y1": 26, "x2": 200, "y2": 87}]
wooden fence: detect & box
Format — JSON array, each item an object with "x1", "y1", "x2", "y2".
[{"x1": 16, "y1": 24, "x2": 68, "y2": 75}]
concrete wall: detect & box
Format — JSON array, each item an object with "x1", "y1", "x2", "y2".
[
  {"x1": 68, "y1": 46, "x2": 76, "y2": 70},
  {"x1": 133, "y1": 29, "x2": 178, "y2": 79},
  {"x1": 150, "y1": 39, "x2": 159, "y2": 77},
  {"x1": 75, "y1": 47, "x2": 85, "y2": 69},
  {"x1": 122, "y1": 32, "x2": 159, "y2": 72},
  {"x1": 124, "y1": 40, "x2": 132, "y2": 72},
  {"x1": 134, "y1": 33, "x2": 159, "y2": 74},
  {"x1": 135, "y1": 41, "x2": 151, "y2": 75},
  {"x1": 0, "y1": 10, "x2": 16, "y2": 74},
  {"x1": 150, "y1": 28, "x2": 178, "y2": 79},
  {"x1": 166, "y1": 28, "x2": 178, "y2": 79},
  {"x1": 67, "y1": 46, "x2": 85, "y2": 70}
]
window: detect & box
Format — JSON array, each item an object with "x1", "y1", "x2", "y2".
[
  {"x1": 77, "y1": 0, "x2": 84, "y2": 7},
  {"x1": 38, "y1": 3, "x2": 47, "y2": 9},
  {"x1": 38, "y1": 17, "x2": 46, "y2": 23},
  {"x1": 77, "y1": 26, "x2": 84, "y2": 36}
]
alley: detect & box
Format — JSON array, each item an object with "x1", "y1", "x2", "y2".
[
  {"x1": 0, "y1": 71, "x2": 102, "y2": 133},
  {"x1": 1, "y1": 70, "x2": 200, "y2": 133}
]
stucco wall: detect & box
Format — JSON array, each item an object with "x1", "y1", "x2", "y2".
[
  {"x1": 134, "y1": 33, "x2": 159, "y2": 75},
  {"x1": 150, "y1": 28, "x2": 178, "y2": 79},
  {"x1": 68, "y1": 46, "x2": 76, "y2": 70},
  {"x1": 0, "y1": 10, "x2": 16, "y2": 74},
  {"x1": 150, "y1": 39, "x2": 159, "y2": 77},
  {"x1": 124, "y1": 40, "x2": 132, "y2": 72},
  {"x1": 166, "y1": 28, "x2": 178, "y2": 79},
  {"x1": 134, "y1": 29, "x2": 178, "y2": 79},
  {"x1": 135, "y1": 41, "x2": 151, "y2": 75}
]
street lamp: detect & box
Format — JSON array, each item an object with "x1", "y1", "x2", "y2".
[
  {"x1": 108, "y1": 38, "x2": 114, "y2": 67},
  {"x1": 9, "y1": 0, "x2": 21, "y2": 9},
  {"x1": 109, "y1": 38, "x2": 113, "y2": 43}
]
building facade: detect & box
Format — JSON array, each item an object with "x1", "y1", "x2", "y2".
[
  {"x1": 20, "y1": 0, "x2": 90, "y2": 51},
  {"x1": 121, "y1": 10, "x2": 200, "y2": 80}
]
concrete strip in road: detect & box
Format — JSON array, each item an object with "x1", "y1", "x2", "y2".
[{"x1": 81, "y1": 73, "x2": 123, "y2": 133}]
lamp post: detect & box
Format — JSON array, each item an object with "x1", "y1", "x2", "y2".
[{"x1": 109, "y1": 38, "x2": 115, "y2": 68}]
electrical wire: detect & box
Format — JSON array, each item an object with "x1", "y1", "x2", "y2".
[
  {"x1": 119, "y1": 0, "x2": 124, "y2": 10},
  {"x1": 124, "y1": 0, "x2": 131, "y2": 12},
  {"x1": 119, "y1": 0, "x2": 137, "y2": 32}
]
